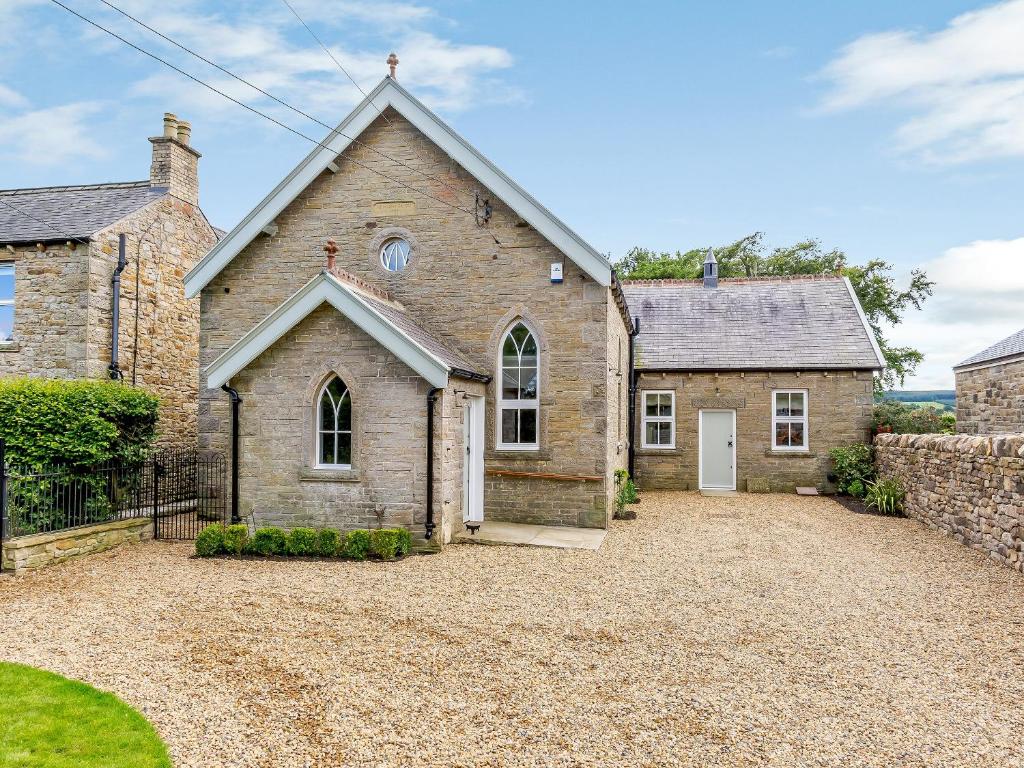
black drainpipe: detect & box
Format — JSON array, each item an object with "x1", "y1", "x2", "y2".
[
  {"x1": 424, "y1": 387, "x2": 442, "y2": 540},
  {"x1": 627, "y1": 316, "x2": 641, "y2": 479},
  {"x1": 108, "y1": 234, "x2": 128, "y2": 380},
  {"x1": 221, "y1": 384, "x2": 242, "y2": 524}
]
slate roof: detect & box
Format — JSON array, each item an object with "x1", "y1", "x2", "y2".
[
  {"x1": 955, "y1": 327, "x2": 1024, "y2": 369},
  {"x1": 0, "y1": 181, "x2": 166, "y2": 243},
  {"x1": 621, "y1": 276, "x2": 884, "y2": 371},
  {"x1": 357, "y1": 290, "x2": 487, "y2": 380}
]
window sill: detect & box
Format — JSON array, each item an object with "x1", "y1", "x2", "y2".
[
  {"x1": 489, "y1": 448, "x2": 552, "y2": 461},
  {"x1": 299, "y1": 467, "x2": 361, "y2": 483},
  {"x1": 0, "y1": 341, "x2": 20, "y2": 353},
  {"x1": 765, "y1": 449, "x2": 813, "y2": 458},
  {"x1": 639, "y1": 445, "x2": 676, "y2": 452}
]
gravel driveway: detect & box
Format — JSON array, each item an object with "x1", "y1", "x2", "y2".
[{"x1": 1, "y1": 491, "x2": 1022, "y2": 767}]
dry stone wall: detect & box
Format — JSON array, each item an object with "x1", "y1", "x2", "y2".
[{"x1": 874, "y1": 432, "x2": 1024, "y2": 574}]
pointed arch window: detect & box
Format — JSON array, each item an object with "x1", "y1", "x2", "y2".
[
  {"x1": 317, "y1": 376, "x2": 352, "y2": 467},
  {"x1": 498, "y1": 321, "x2": 539, "y2": 450}
]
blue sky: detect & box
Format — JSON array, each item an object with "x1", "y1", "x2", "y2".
[{"x1": 2, "y1": 0, "x2": 1023, "y2": 389}]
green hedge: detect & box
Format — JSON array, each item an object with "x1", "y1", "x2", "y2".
[
  {"x1": 0, "y1": 378, "x2": 158, "y2": 467},
  {"x1": 195, "y1": 524, "x2": 413, "y2": 561}
]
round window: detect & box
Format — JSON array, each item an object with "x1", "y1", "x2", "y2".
[{"x1": 379, "y1": 238, "x2": 411, "y2": 272}]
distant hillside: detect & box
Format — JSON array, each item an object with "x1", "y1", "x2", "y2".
[{"x1": 880, "y1": 390, "x2": 956, "y2": 412}]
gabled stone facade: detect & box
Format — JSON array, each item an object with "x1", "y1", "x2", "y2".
[
  {"x1": 193, "y1": 80, "x2": 631, "y2": 542},
  {"x1": 0, "y1": 115, "x2": 217, "y2": 444}
]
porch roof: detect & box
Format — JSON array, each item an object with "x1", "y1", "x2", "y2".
[{"x1": 205, "y1": 270, "x2": 487, "y2": 390}]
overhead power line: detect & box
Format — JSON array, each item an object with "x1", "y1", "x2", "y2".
[
  {"x1": 47, "y1": 0, "x2": 475, "y2": 218},
  {"x1": 0, "y1": 198, "x2": 90, "y2": 245},
  {"x1": 276, "y1": 0, "x2": 480, "y2": 211},
  {"x1": 96, "y1": 0, "x2": 468, "y2": 205}
]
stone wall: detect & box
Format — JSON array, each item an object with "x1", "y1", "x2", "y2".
[
  {"x1": 1, "y1": 517, "x2": 154, "y2": 573},
  {"x1": 955, "y1": 357, "x2": 1024, "y2": 435},
  {"x1": 0, "y1": 242, "x2": 90, "y2": 377},
  {"x1": 874, "y1": 432, "x2": 1023, "y2": 573},
  {"x1": 634, "y1": 370, "x2": 874, "y2": 491},
  {"x1": 199, "y1": 108, "x2": 628, "y2": 529},
  {"x1": 89, "y1": 196, "x2": 216, "y2": 446}
]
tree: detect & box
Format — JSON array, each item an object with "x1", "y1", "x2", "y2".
[{"x1": 616, "y1": 234, "x2": 933, "y2": 393}]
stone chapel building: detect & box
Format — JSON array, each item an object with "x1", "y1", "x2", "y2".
[{"x1": 187, "y1": 75, "x2": 883, "y2": 546}]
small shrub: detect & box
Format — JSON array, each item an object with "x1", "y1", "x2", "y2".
[
  {"x1": 873, "y1": 400, "x2": 955, "y2": 435},
  {"x1": 341, "y1": 529, "x2": 371, "y2": 560},
  {"x1": 286, "y1": 527, "x2": 317, "y2": 556},
  {"x1": 828, "y1": 444, "x2": 874, "y2": 496},
  {"x1": 314, "y1": 528, "x2": 342, "y2": 557},
  {"x1": 247, "y1": 527, "x2": 286, "y2": 556},
  {"x1": 394, "y1": 528, "x2": 412, "y2": 557},
  {"x1": 194, "y1": 523, "x2": 226, "y2": 557},
  {"x1": 865, "y1": 477, "x2": 906, "y2": 516},
  {"x1": 369, "y1": 528, "x2": 408, "y2": 560},
  {"x1": 222, "y1": 524, "x2": 249, "y2": 555}
]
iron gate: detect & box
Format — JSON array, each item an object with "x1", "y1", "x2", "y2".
[{"x1": 145, "y1": 448, "x2": 228, "y2": 540}]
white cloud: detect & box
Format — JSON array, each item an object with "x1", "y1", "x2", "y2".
[
  {"x1": 0, "y1": 102, "x2": 107, "y2": 165},
  {"x1": 0, "y1": 83, "x2": 27, "y2": 108},
  {"x1": 886, "y1": 236, "x2": 1024, "y2": 389},
  {"x1": 818, "y1": 0, "x2": 1024, "y2": 163},
  {"x1": 81, "y1": 0, "x2": 516, "y2": 130}
]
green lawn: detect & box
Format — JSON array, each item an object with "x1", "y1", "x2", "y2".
[{"x1": 0, "y1": 663, "x2": 171, "y2": 768}]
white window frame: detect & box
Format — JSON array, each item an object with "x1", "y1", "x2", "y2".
[
  {"x1": 496, "y1": 321, "x2": 540, "y2": 451},
  {"x1": 771, "y1": 388, "x2": 809, "y2": 452},
  {"x1": 0, "y1": 263, "x2": 13, "y2": 342},
  {"x1": 315, "y1": 377, "x2": 353, "y2": 469},
  {"x1": 379, "y1": 238, "x2": 410, "y2": 272},
  {"x1": 641, "y1": 390, "x2": 675, "y2": 449}
]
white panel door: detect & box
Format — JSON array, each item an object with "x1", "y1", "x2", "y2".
[
  {"x1": 699, "y1": 410, "x2": 736, "y2": 490},
  {"x1": 462, "y1": 396, "x2": 485, "y2": 522}
]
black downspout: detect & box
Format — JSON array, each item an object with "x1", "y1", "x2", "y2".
[
  {"x1": 627, "y1": 317, "x2": 641, "y2": 479},
  {"x1": 221, "y1": 384, "x2": 242, "y2": 524},
  {"x1": 108, "y1": 234, "x2": 128, "y2": 380},
  {"x1": 425, "y1": 387, "x2": 442, "y2": 540}
]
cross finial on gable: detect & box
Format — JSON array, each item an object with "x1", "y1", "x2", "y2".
[{"x1": 387, "y1": 52, "x2": 399, "y2": 79}]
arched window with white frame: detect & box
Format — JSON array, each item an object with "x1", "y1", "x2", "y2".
[
  {"x1": 317, "y1": 376, "x2": 352, "y2": 467},
  {"x1": 498, "y1": 321, "x2": 539, "y2": 450}
]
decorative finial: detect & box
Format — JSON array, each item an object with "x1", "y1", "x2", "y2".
[
  {"x1": 324, "y1": 239, "x2": 338, "y2": 271},
  {"x1": 387, "y1": 52, "x2": 399, "y2": 79}
]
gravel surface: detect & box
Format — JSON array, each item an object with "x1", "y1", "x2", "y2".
[{"x1": 1, "y1": 491, "x2": 1022, "y2": 767}]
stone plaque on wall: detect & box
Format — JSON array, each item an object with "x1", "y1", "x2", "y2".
[
  {"x1": 691, "y1": 396, "x2": 746, "y2": 409},
  {"x1": 372, "y1": 200, "x2": 417, "y2": 217}
]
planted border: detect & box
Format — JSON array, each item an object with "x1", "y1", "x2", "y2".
[{"x1": 194, "y1": 524, "x2": 412, "y2": 561}]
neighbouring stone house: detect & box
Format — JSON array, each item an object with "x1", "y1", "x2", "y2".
[
  {"x1": 0, "y1": 114, "x2": 218, "y2": 444},
  {"x1": 186, "y1": 73, "x2": 882, "y2": 546},
  {"x1": 954, "y1": 327, "x2": 1024, "y2": 434},
  {"x1": 622, "y1": 266, "x2": 883, "y2": 492}
]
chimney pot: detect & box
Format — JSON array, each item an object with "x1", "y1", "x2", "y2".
[
  {"x1": 176, "y1": 120, "x2": 191, "y2": 146},
  {"x1": 324, "y1": 239, "x2": 339, "y2": 272},
  {"x1": 162, "y1": 112, "x2": 178, "y2": 138}
]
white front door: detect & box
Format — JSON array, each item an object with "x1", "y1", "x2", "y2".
[
  {"x1": 699, "y1": 409, "x2": 736, "y2": 490},
  {"x1": 462, "y1": 396, "x2": 484, "y2": 522}
]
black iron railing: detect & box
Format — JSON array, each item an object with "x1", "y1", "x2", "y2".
[{"x1": 0, "y1": 441, "x2": 227, "y2": 547}]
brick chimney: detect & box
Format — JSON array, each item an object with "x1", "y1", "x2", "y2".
[{"x1": 149, "y1": 112, "x2": 201, "y2": 206}]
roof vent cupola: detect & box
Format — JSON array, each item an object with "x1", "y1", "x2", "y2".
[{"x1": 703, "y1": 248, "x2": 718, "y2": 289}]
